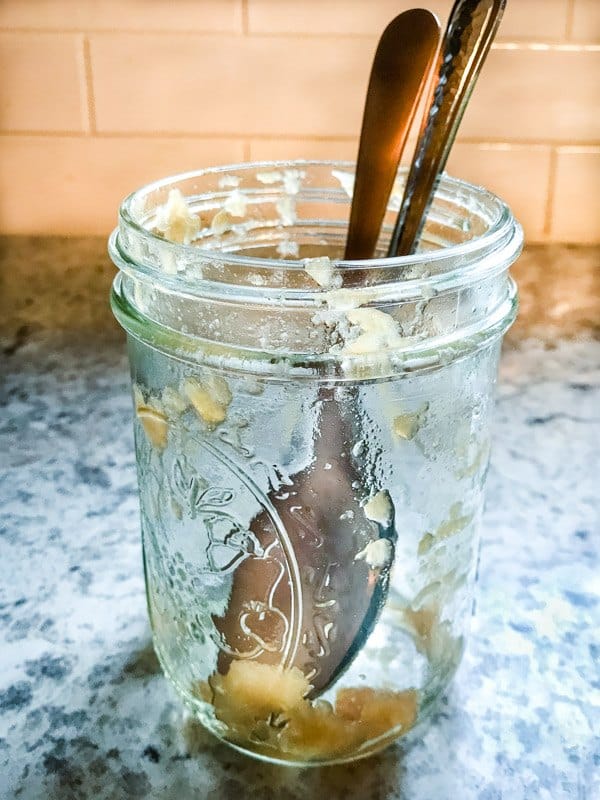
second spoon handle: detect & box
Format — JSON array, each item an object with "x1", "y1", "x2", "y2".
[{"x1": 387, "y1": 0, "x2": 507, "y2": 258}]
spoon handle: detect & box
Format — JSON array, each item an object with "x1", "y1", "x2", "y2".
[
  {"x1": 344, "y1": 9, "x2": 440, "y2": 261},
  {"x1": 387, "y1": 0, "x2": 507, "y2": 258}
]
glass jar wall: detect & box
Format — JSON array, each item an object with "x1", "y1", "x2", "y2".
[{"x1": 110, "y1": 161, "x2": 522, "y2": 765}]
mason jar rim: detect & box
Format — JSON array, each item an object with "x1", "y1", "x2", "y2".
[
  {"x1": 112, "y1": 160, "x2": 522, "y2": 300},
  {"x1": 109, "y1": 160, "x2": 522, "y2": 378}
]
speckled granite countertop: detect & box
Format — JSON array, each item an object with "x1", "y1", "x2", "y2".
[{"x1": 0, "y1": 238, "x2": 598, "y2": 800}]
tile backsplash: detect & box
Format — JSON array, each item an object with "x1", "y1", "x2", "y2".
[{"x1": 0, "y1": 0, "x2": 598, "y2": 242}]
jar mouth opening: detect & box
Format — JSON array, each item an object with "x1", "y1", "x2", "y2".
[
  {"x1": 115, "y1": 160, "x2": 521, "y2": 285},
  {"x1": 110, "y1": 161, "x2": 522, "y2": 377}
]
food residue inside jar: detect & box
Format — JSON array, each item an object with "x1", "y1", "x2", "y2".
[
  {"x1": 223, "y1": 189, "x2": 247, "y2": 218},
  {"x1": 196, "y1": 661, "x2": 417, "y2": 760},
  {"x1": 331, "y1": 169, "x2": 355, "y2": 198},
  {"x1": 133, "y1": 385, "x2": 169, "y2": 449},
  {"x1": 355, "y1": 538, "x2": 394, "y2": 569},
  {"x1": 218, "y1": 174, "x2": 241, "y2": 189},
  {"x1": 132, "y1": 383, "x2": 191, "y2": 449},
  {"x1": 276, "y1": 195, "x2": 297, "y2": 226},
  {"x1": 183, "y1": 375, "x2": 232, "y2": 427},
  {"x1": 417, "y1": 502, "x2": 474, "y2": 555},
  {"x1": 304, "y1": 256, "x2": 342, "y2": 289},
  {"x1": 401, "y1": 601, "x2": 463, "y2": 666},
  {"x1": 161, "y1": 385, "x2": 189, "y2": 418},
  {"x1": 363, "y1": 489, "x2": 394, "y2": 526},
  {"x1": 393, "y1": 403, "x2": 429, "y2": 440},
  {"x1": 136, "y1": 405, "x2": 169, "y2": 449},
  {"x1": 342, "y1": 308, "x2": 404, "y2": 356},
  {"x1": 153, "y1": 188, "x2": 200, "y2": 245},
  {"x1": 277, "y1": 239, "x2": 300, "y2": 258},
  {"x1": 210, "y1": 209, "x2": 234, "y2": 235},
  {"x1": 256, "y1": 170, "x2": 283, "y2": 185}
]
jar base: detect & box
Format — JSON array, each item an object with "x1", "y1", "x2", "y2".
[{"x1": 154, "y1": 646, "x2": 453, "y2": 767}]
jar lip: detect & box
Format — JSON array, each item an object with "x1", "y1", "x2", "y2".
[{"x1": 117, "y1": 159, "x2": 519, "y2": 275}]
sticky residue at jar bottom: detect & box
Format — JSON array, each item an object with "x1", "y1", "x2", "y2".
[{"x1": 194, "y1": 661, "x2": 417, "y2": 761}]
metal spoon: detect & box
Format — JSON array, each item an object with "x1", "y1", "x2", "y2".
[
  {"x1": 387, "y1": 0, "x2": 507, "y2": 257},
  {"x1": 345, "y1": 9, "x2": 441, "y2": 262},
  {"x1": 212, "y1": 12, "x2": 440, "y2": 696}
]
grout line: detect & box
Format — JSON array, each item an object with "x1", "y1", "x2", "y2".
[
  {"x1": 491, "y1": 41, "x2": 599, "y2": 52},
  {"x1": 241, "y1": 0, "x2": 249, "y2": 35},
  {"x1": 453, "y1": 139, "x2": 551, "y2": 149},
  {"x1": 553, "y1": 144, "x2": 600, "y2": 154},
  {"x1": 565, "y1": 0, "x2": 576, "y2": 40},
  {"x1": 74, "y1": 34, "x2": 89, "y2": 134},
  {"x1": 0, "y1": 131, "x2": 90, "y2": 138},
  {"x1": 0, "y1": 130, "x2": 599, "y2": 149},
  {"x1": 543, "y1": 148, "x2": 559, "y2": 237},
  {"x1": 455, "y1": 138, "x2": 600, "y2": 148},
  {"x1": 0, "y1": 26, "x2": 244, "y2": 36},
  {"x1": 0, "y1": 130, "x2": 358, "y2": 142},
  {"x1": 82, "y1": 36, "x2": 96, "y2": 135},
  {"x1": 0, "y1": 27, "x2": 597, "y2": 49},
  {"x1": 0, "y1": 132, "x2": 599, "y2": 150},
  {"x1": 207, "y1": 133, "x2": 359, "y2": 143}
]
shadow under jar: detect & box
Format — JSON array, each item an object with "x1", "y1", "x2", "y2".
[{"x1": 109, "y1": 160, "x2": 522, "y2": 766}]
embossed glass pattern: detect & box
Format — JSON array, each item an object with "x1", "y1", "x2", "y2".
[{"x1": 109, "y1": 161, "x2": 522, "y2": 765}]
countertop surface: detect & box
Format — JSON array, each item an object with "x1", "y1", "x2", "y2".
[{"x1": 0, "y1": 238, "x2": 598, "y2": 800}]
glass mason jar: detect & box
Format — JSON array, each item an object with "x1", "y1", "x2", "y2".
[{"x1": 109, "y1": 161, "x2": 522, "y2": 766}]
